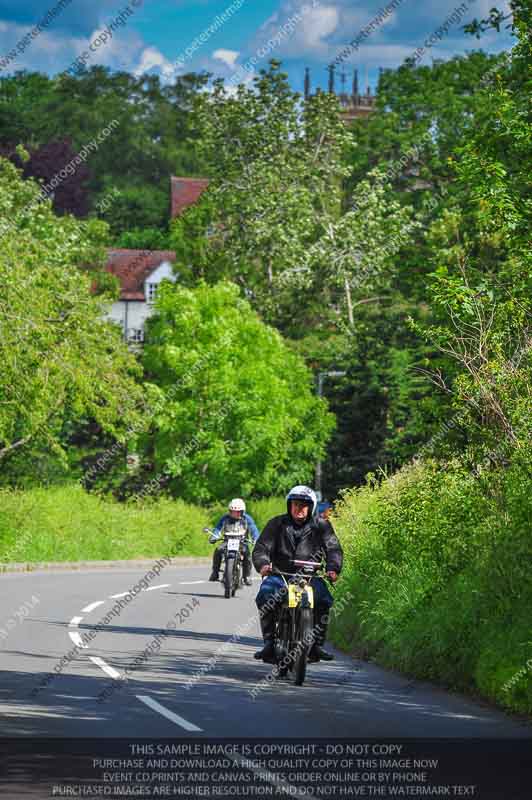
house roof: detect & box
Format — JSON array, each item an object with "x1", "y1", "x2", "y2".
[
  {"x1": 106, "y1": 249, "x2": 176, "y2": 300},
  {"x1": 171, "y1": 176, "x2": 209, "y2": 218}
]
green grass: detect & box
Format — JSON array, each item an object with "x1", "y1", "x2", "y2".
[
  {"x1": 330, "y1": 454, "x2": 532, "y2": 715},
  {"x1": 0, "y1": 485, "x2": 213, "y2": 563},
  {"x1": 0, "y1": 486, "x2": 287, "y2": 565},
  {"x1": 247, "y1": 496, "x2": 285, "y2": 531}
]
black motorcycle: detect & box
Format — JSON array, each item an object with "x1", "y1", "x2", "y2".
[{"x1": 204, "y1": 526, "x2": 247, "y2": 599}]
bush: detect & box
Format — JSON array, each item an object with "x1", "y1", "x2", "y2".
[
  {"x1": 0, "y1": 485, "x2": 212, "y2": 563},
  {"x1": 330, "y1": 454, "x2": 532, "y2": 714},
  {"x1": 246, "y1": 496, "x2": 286, "y2": 532}
]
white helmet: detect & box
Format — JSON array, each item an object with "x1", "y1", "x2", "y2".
[
  {"x1": 228, "y1": 498, "x2": 246, "y2": 513},
  {"x1": 286, "y1": 485, "x2": 317, "y2": 518}
]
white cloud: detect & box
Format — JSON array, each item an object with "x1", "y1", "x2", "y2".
[
  {"x1": 250, "y1": 1, "x2": 340, "y2": 60},
  {"x1": 132, "y1": 45, "x2": 176, "y2": 78},
  {"x1": 0, "y1": 17, "x2": 152, "y2": 78},
  {"x1": 212, "y1": 48, "x2": 240, "y2": 68},
  {"x1": 296, "y1": 4, "x2": 339, "y2": 52}
]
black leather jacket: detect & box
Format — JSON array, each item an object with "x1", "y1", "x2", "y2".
[{"x1": 252, "y1": 514, "x2": 343, "y2": 575}]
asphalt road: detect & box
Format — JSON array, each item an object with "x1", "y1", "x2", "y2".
[{"x1": 1, "y1": 564, "x2": 530, "y2": 739}]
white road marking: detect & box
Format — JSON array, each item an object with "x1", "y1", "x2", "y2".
[
  {"x1": 53, "y1": 694, "x2": 95, "y2": 700},
  {"x1": 136, "y1": 695, "x2": 202, "y2": 732},
  {"x1": 109, "y1": 591, "x2": 129, "y2": 599},
  {"x1": 69, "y1": 631, "x2": 87, "y2": 649},
  {"x1": 180, "y1": 580, "x2": 206, "y2": 585},
  {"x1": 69, "y1": 616, "x2": 83, "y2": 627},
  {"x1": 90, "y1": 656, "x2": 122, "y2": 680},
  {"x1": 144, "y1": 583, "x2": 171, "y2": 592},
  {"x1": 82, "y1": 600, "x2": 105, "y2": 613}
]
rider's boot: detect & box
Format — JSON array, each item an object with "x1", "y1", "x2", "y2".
[
  {"x1": 254, "y1": 609, "x2": 276, "y2": 663},
  {"x1": 243, "y1": 549, "x2": 253, "y2": 585},
  {"x1": 308, "y1": 612, "x2": 334, "y2": 662},
  {"x1": 242, "y1": 565, "x2": 253, "y2": 586},
  {"x1": 209, "y1": 547, "x2": 222, "y2": 581}
]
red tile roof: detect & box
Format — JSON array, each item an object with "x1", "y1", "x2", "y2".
[
  {"x1": 171, "y1": 176, "x2": 209, "y2": 218},
  {"x1": 106, "y1": 249, "x2": 176, "y2": 301}
]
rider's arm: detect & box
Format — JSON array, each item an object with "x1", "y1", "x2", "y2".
[
  {"x1": 211, "y1": 515, "x2": 227, "y2": 542},
  {"x1": 245, "y1": 514, "x2": 260, "y2": 543},
  {"x1": 251, "y1": 517, "x2": 278, "y2": 573},
  {"x1": 320, "y1": 519, "x2": 344, "y2": 575}
]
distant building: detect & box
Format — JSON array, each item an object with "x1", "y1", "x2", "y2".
[
  {"x1": 170, "y1": 176, "x2": 209, "y2": 219},
  {"x1": 105, "y1": 249, "x2": 177, "y2": 344},
  {"x1": 104, "y1": 176, "x2": 209, "y2": 344},
  {"x1": 304, "y1": 65, "x2": 377, "y2": 122}
]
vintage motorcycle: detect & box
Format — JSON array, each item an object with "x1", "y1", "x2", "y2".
[
  {"x1": 204, "y1": 524, "x2": 247, "y2": 599},
  {"x1": 270, "y1": 559, "x2": 326, "y2": 686}
]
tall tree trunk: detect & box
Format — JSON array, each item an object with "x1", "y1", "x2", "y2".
[{"x1": 344, "y1": 275, "x2": 354, "y2": 326}]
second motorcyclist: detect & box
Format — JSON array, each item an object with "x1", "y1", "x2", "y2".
[{"x1": 209, "y1": 498, "x2": 260, "y2": 586}]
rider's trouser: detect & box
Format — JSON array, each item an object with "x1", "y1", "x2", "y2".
[
  {"x1": 212, "y1": 542, "x2": 252, "y2": 578},
  {"x1": 255, "y1": 575, "x2": 334, "y2": 643}
]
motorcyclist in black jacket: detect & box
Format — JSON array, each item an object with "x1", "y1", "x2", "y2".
[{"x1": 252, "y1": 485, "x2": 343, "y2": 664}]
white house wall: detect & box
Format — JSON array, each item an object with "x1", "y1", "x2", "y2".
[
  {"x1": 105, "y1": 301, "x2": 151, "y2": 341},
  {"x1": 145, "y1": 260, "x2": 174, "y2": 286},
  {"x1": 104, "y1": 261, "x2": 176, "y2": 343}
]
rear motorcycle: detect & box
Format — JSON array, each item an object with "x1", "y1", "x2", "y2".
[{"x1": 204, "y1": 526, "x2": 246, "y2": 599}]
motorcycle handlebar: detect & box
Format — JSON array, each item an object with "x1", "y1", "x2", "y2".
[{"x1": 267, "y1": 563, "x2": 332, "y2": 583}]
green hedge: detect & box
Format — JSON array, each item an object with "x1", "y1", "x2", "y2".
[
  {"x1": 330, "y1": 455, "x2": 532, "y2": 715},
  {"x1": 0, "y1": 487, "x2": 287, "y2": 565},
  {"x1": 0, "y1": 485, "x2": 213, "y2": 563},
  {"x1": 247, "y1": 496, "x2": 286, "y2": 531}
]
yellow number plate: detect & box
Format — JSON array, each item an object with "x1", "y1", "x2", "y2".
[{"x1": 288, "y1": 583, "x2": 314, "y2": 608}]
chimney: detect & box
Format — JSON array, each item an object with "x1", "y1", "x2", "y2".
[
  {"x1": 327, "y1": 63, "x2": 335, "y2": 94},
  {"x1": 304, "y1": 67, "x2": 310, "y2": 101},
  {"x1": 352, "y1": 69, "x2": 359, "y2": 102}
]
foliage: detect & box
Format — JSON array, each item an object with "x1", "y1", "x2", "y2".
[
  {"x1": 116, "y1": 226, "x2": 171, "y2": 251},
  {"x1": 0, "y1": 67, "x2": 209, "y2": 235},
  {"x1": 246, "y1": 496, "x2": 286, "y2": 532},
  {"x1": 0, "y1": 484, "x2": 212, "y2": 562},
  {"x1": 2, "y1": 138, "x2": 92, "y2": 217},
  {"x1": 0, "y1": 157, "x2": 144, "y2": 466},
  {"x1": 186, "y1": 62, "x2": 418, "y2": 333},
  {"x1": 410, "y1": 0, "x2": 532, "y2": 468},
  {"x1": 328, "y1": 2, "x2": 532, "y2": 717},
  {"x1": 331, "y1": 453, "x2": 532, "y2": 713},
  {"x1": 463, "y1": 3, "x2": 516, "y2": 37},
  {"x1": 98, "y1": 183, "x2": 170, "y2": 237},
  {"x1": 141, "y1": 281, "x2": 335, "y2": 503}
]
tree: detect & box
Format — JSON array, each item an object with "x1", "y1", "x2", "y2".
[
  {"x1": 98, "y1": 184, "x2": 169, "y2": 236},
  {"x1": 141, "y1": 281, "x2": 335, "y2": 503},
  {"x1": 177, "y1": 61, "x2": 417, "y2": 336},
  {"x1": 410, "y1": 0, "x2": 532, "y2": 465},
  {"x1": 20, "y1": 138, "x2": 91, "y2": 217},
  {"x1": 0, "y1": 157, "x2": 144, "y2": 467},
  {"x1": 0, "y1": 67, "x2": 210, "y2": 235}
]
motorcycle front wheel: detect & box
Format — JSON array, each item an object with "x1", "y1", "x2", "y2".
[
  {"x1": 275, "y1": 609, "x2": 290, "y2": 678},
  {"x1": 294, "y1": 606, "x2": 313, "y2": 686},
  {"x1": 224, "y1": 557, "x2": 233, "y2": 599},
  {"x1": 232, "y1": 559, "x2": 240, "y2": 596}
]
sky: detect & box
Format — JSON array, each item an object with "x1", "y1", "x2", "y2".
[{"x1": 0, "y1": 0, "x2": 515, "y2": 93}]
